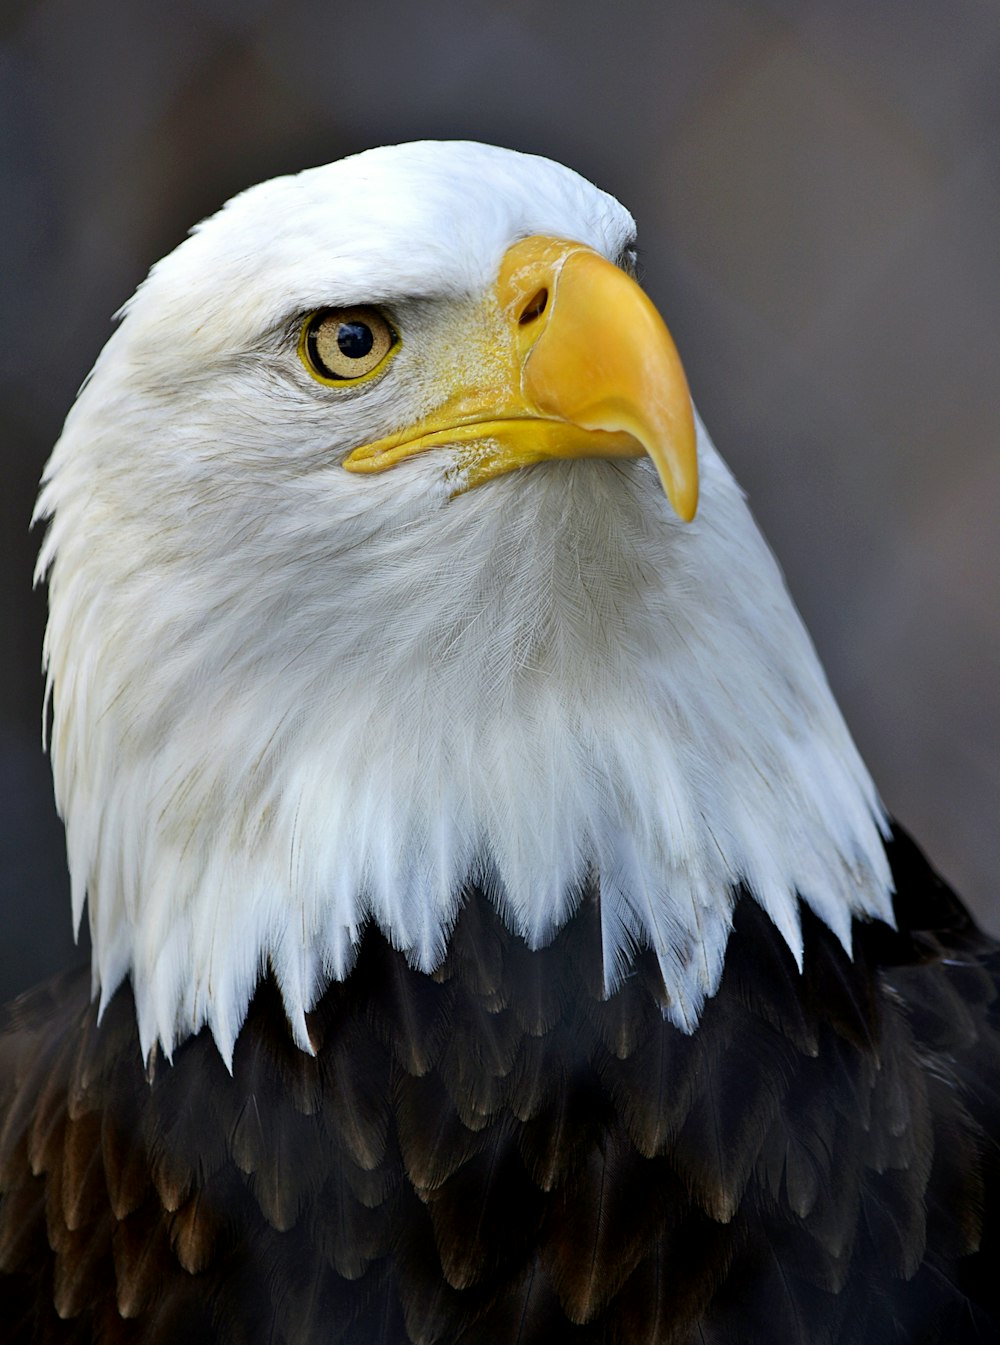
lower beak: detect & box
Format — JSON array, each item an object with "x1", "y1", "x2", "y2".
[{"x1": 343, "y1": 234, "x2": 699, "y2": 522}]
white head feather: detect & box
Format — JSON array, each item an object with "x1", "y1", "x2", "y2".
[{"x1": 35, "y1": 141, "x2": 893, "y2": 1064}]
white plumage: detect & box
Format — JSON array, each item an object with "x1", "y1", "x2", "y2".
[{"x1": 34, "y1": 141, "x2": 892, "y2": 1065}]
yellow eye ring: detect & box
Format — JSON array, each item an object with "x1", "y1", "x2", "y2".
[{"x1": 298, "y1": 306, "x2": 400, "y2": 386}]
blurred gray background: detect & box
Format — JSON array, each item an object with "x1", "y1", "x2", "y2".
[{"x1": 2, "y1": 0, "x2": 998, "y2": 1002}]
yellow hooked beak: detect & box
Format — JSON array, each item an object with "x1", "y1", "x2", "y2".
[{"x1": 343, "y1": 235, "x2": 699, "y2": 521}]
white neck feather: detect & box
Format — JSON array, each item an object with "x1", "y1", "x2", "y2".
[{"x1": 39, "y1": 413, "x2": 892, "y2": 1064}]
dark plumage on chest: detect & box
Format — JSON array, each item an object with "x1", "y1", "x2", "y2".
[{"x1": 1, "y1": 828, "x2": 999, "y2": 1344}]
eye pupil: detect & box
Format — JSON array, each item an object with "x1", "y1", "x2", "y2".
[{"x1": 337, "y1": 321, "x2": 374, "y2": 359}]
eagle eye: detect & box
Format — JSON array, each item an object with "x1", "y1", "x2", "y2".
[{"x1": 299, "y1": 306, "x2": 399, "y2": 385}]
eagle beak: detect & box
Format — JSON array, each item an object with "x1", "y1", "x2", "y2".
[{"x1": 343, "y1": 235, "x2": 699, "y2": 521}]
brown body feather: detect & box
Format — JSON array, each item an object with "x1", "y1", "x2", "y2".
[{"x1": 1, "y1": 827, "x2": 999, "y2": 1344}]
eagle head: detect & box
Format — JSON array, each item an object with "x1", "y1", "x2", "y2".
[{"x1": 35, "y1": 142, "x2": 892, "y2": 1063}]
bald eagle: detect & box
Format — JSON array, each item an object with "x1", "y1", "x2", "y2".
[{"x1": 1, "y1": 142, "x2": 997, "y2": 1344}]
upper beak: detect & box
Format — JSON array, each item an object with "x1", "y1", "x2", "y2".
[{"x1": 343, "y1": 234, "x2": 699, "y2": 521}]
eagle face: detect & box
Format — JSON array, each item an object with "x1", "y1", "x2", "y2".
[{"x1": 35, "y1": 141, "x2": 891, "y2": 1062}]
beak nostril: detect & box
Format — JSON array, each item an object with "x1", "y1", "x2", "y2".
[{"x1": 518, "y1": 287, "x2": 549, "y2": 326}]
